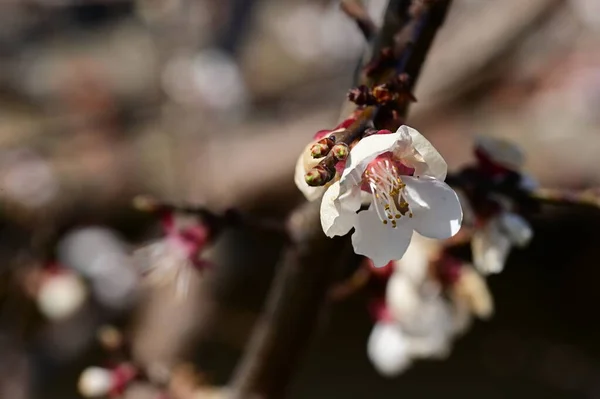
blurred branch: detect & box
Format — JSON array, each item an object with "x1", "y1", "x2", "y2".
[
  {"x1": 228, "y1": 1, "x2": 453, "y2": 398},
  {"x1": 341, "y1": 0, "x2": 378, "y2": 41}
]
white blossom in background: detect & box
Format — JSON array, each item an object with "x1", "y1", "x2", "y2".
[
  {"x1": 58, "y1": 227, "x2": 138, "y2": 309},
  {"x1": 78, "y1": 367, "x2": 113, "y2": 398},
  {"x1": 321, "y1": 126, "x2": 462, "y2": 266},
  {"x1": 470, "y1": 136, "x2": 536, "y2": 274},
  {"x1": 472, "y1": 211, "x2": 533, "y2": 274},
  {"x1": 368, "y1": 233, "x2": 494, "y2": 377},
  {"x1": 0, "y1": 148, "x2": 58, "y2": 209},
  {"x1": 162, "y1": 49, "x2": 248, "y2": 119},
  {"x1": 78, "y1": 364, "x2": 137, "y2": 398},
  {"x1": 133, "y1": 212, "x2": 211, "y2": 298},
  {"x1": 37, "y1": 271, "x2": 87, "y2": 321},
  {"x1": 367, "y1": 321, "x2": 412, "y2": 376}
]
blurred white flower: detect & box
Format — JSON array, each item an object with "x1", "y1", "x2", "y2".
[
  {"x1": 386, "y1": 272, "x2": 454, "y2": 359},
  {"x1": 474, "y1": 136, "x2": 525, "y2": 171},
  {"x1": 162, "y1": 49, "x2": 248, "y2": 117},
  {"x1": 467, "y1": 136, "x2": 536, "y2": 274},
  {"x1": 78, "y1": 367, "x2": 113, "y2": 398},
  {"x1": 133, "y1": 212, "x2": 211, "y2": 298},
  {"x1": 0, "y1": 148, "x2": 58, "y2": 209},
  {"x1": 37, "y1": 271, "x2": 87, "y2": 321},
  {"x1": 78, "y1": 364, "x2": 136, "y2": 398},
  {"x1": 452, "y1": 265, "x2": 494, "y2": 320},
  {"x1": 58, "y1": 227, "x2": 138, "y2": 309},
  {"x1": 472, "y1": 211, "x2": 532, "y2": 274},
  {"x1": 367, "y1": 322, "x2": 412, "y2": 377},
  {"x1": 321, "y1": 126, "x2": 462, "y2": 266}
]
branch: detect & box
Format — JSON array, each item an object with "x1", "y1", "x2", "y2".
[
  {"x1": 341, "y1": 0, "x2": 378, "y2": 41},
  {"x1": 228, "y1": 1, "x2": 454, "y2": 398}
]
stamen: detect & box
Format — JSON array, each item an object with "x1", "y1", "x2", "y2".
[{"x1": 365, "y1": 156, "x2": 412, "y2": 227}]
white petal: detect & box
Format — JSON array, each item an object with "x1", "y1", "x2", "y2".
[
  {"x1": 453, "y1": 265, "x2": 494, "y2": 319},
  {"x1": 400, "y1": 125, "x2": 447, "y2": 180},
  {"x1": 402, "y1": 289, "x2": 447, "y2": 335},
  {"x1": 475, "y1": 135, "x2": 525, "y2": 170},
  {"x1": 403, "y1": 176, "x2": 463, "y2": 239},
  {"x1": 78, "y1": 367, "x2": 113, "y2": 397},
  {"x1": 367, "y1": 322, "x2": 412, "y2": 377},
  {"x1": 294, "y1": 151, "x2": 325, "y2": 201},
  {"x1": 320, "y1": 182, "x2": 360, "y2": 237},
  {"x1": 386, "y1": 272, "x2": 421, "y2": 324},
  {"x1": 37, "y1": 273, "x2": 87, "y2": 320},
  {"x1": 498, "y1": 212, "x2": 533, "y2": 247},
  {"x1": 456, "y1": 188, "x2": 476, "y2": 227},
  {"x1": 403, "y1": 297, "x2": 454, "y2": 359},
  {"x1": 451, "y1": 296, "x2": 473, "y2": 335},
  {"x1": 351, "y1": 208, "x2": 413, "y2": 267},
  {"x1": 393, "y1": 232, "x2": 439, "y2": 284},
  {"x1": 519, "y1": 173, "x2": 539, "y2": 192},
  {"x1": 340, "y1": 130, "x2": 411, "y2": 188},
  {"x1": 471, "y1": 219, "x2": 512, "y2": 274},
  {"x1": 405, "y1": 330, "x2": 452, "y2": 360}
]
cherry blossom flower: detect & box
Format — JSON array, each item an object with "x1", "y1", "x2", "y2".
[
  {"x1": 463, "y1": 136, "x2": 536, "y2": 274},
  {"x1": 78, "y1": 364, "x2": 137, "y2": 398},
  {"x1": 320, "y1": 125, "x2": 462, "y2": 266},
  {"x1": 471, "y1": 210, "x2": 533, "y2": 273},
  {"x1": 36, "y1": 268, "x2": 87, "y2": 321},
  {"x1": 133, "y1": 211, "x2": 211, "y2": 297},
  {"x1": 368, "y1": 273, "x2": 454, "y2": 376},
  {"x1": 367, "y1": 234, "x2": 494, "y2": 377}
]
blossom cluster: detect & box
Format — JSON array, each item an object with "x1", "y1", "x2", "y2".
[
  {"x1": 296, "y1": 124, "x2": 463, "y2": 267},
  {"x1": 366, "y1": 234, "x2": 493, "y2": 376},
  {"x1": 296, "y1": 122, "x2": 553, "y2": 376}
]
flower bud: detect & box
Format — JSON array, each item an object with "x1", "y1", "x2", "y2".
[
  {"x1": 37, "y1": 271, "x2": 87, "y2": 321},
  {"x1": 347, "y1": 85, "x2": 376, "y2": 105},
  {"x1": 97, "y1": 325, "x2": 124, "y2": 352},
  {"x1": 310, "y1": 137, "x2": 335, "y2": 158},
  {"x1": 78, "y1": 367, "x2": 113, "y2": 398},
  {"x1": 78, "y1": 363, "x2": 137, "y2": 398},
  {"x1": 331, "y1": 143, "x2": 350, "y2": 161},
  {"x1": 305, "y1": 165, "x2": 333, "y2": 187},
  {"x1": 372, "y1": 84, "x2": 394, "y2": 103}
]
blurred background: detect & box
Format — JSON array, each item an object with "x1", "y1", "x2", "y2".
[{"x1": 1, "y1": 0, "x2": 600, "y2": 398}]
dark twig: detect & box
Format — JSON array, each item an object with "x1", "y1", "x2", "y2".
[{"x1": 132, "y1": 195, "x2": 288, "y2": 236}]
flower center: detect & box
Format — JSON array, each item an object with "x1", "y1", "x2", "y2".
[{"x1": 364, "y1": 154, "x2": 414, "y2": 228}]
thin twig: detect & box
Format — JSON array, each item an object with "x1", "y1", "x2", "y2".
[
  {"x1": 341, "y1": 0, "x2": 378, "y2": 41},
  {"x1": 132, "y1": 195, "x2": 288, "y2": 236}
]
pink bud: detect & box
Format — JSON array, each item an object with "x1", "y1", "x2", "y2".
[{"x1": 331, "y1": 143, "x2": 350, "y2": 161}]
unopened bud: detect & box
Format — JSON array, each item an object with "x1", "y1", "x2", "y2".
[
  {"x1": 305, "y1": 166, "x2": 333, "y2": 187},
  {"x1": 310, "y1": 137, "x2": 335, "y2": 158},
  {"x1": 348, "y1": 85, "x2": 376, "y2": 105},
  {"x1": 97, "y1": 325, "x2": 124, "y2": 351},
  {"x1": 37, "y1": 272, "x2": 87, "y2": 321},
  {"x1": 78, "y1": 367, "x2": 113, "y2": 397},
  {"x1": 78, "y1": 364, "x2": 137, "y2": 398},
  {"x1": 332, "y1": 143, "x2": 349, "y2": 161},
  {"x1": 372, "y1": 85, "x2": 394, "y2": 103}
]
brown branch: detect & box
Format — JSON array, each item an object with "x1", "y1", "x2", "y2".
[
  {"x1": 228, "y1": 1, "x2": 454, "y2": 398},
  {"x1": 341, "y1": 0, "x2": 378, "y2": 41}
]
